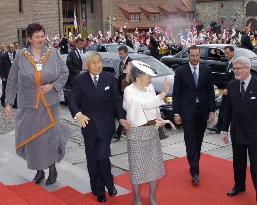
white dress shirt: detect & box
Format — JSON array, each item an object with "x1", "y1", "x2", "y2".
[
  {"x1": 241, "y1": 74, "x2": 252, "y2": 92},
  {"x1": 123, "y1": 83, "x2": 165, "y2": 127}
]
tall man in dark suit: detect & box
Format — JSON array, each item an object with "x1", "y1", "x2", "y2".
[
  {"x1": 112, "y1": 45, "x2": 132, "y2": 141},
  {"x1": 68, "y1": 52, "x2": 129, "y2": 203},
  {"x1": 241, "y1": 27, "x2": 254, "y2": 51},
  {"x1": 66, "y1": 37, "x2": 84, "y2": 87},
  {"x1": 173, "y1": 45, "x2": 215, "y2": 185},
  {"x1": 0, "y1": 43, "x2": 16, "y2": 107},
  {"x1": 208, "y1": 46, "x2": 235, "y2": 134},
  {"x1": 221, "y1": 56, "x2": 257, "y2": 201}
]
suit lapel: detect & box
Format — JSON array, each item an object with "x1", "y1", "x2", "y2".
[
  {"x1": 197, "y1": 66, "x2": 204, "y2": 88},
  {"x1": 243, "y1": 77, "x2": 255, "y2": 100}
]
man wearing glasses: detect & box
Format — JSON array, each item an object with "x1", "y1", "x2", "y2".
[{"x1": 221, "y1": 56, "x2": 257, "y2": 201}]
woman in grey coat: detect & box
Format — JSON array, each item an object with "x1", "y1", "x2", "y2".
[{"x1": 4, "y1": 23, "x2": 71, "y2": 185}]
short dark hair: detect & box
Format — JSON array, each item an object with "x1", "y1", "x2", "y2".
[
  {"x1": 75, "y1": 37, "x2": 84, "y2": 44},
  {"x1": 118, "y1": 45, "x2": 128, "y2": 53},
  {"x1": 224, "y1": 46, "x2": 234, "y2": 52},
  {"x1": 26, "y1": 23, "x2": 45, "y2": 38},
  {"x1": 14, "y1": 42, "x2": 19, "y2": 45},
  {"x1": 188, "y1": 45, "x2": 200, "y2": 54}
]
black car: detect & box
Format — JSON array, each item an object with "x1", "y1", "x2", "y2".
[
  {"x1": 160, "y1": 44, "x2": 257, "y2": 88},
  {"x1": 85, "y1": 43, "x2": 135, "y2": 53},
  {"x1": 61, "y1": 52, "x2": 222, "y2": 121}
]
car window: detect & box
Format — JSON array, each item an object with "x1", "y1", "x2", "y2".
[
  {"x1": 86, "y1": 45, "x2": 98, "y2": 51},
  {"x1": 137, "y1": 57, "x2": 174, "y2": 76},
  {"x1": 208, "y1": 48, "x2": 225, "y2": 60},
  {"x1": 181, "y1": 51, "x2": 188, "y2": 58},
  {"x1": 105, "y1": 44, "x2": 135, "y2": 53}
]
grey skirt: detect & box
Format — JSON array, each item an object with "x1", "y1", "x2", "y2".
[
  {"x1": 15, "y1": 102, "x2": 72, "y2": 170},
  {"x1": 127, "y1": 125, "x2": 165, "y2": 184}
]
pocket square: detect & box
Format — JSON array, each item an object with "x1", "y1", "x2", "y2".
[
  {"x1": 105, "y1": 86, "x2": 110, "y2": 90},
  {"x1": 250, "y1": 97, "x2": 256, "y2": 99}
]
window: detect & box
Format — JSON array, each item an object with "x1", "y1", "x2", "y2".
[
  {"x1": 90, "y1": 0, "x2": 94, "y2": 13},
  {"x1": 150, "y1": 14, "x2": 160, "y2": 21},
  {"x1": 208, "y1": 48, "x2": 224, "y2": 60},
  {"x1": 19, "y1": 0, "x2": 23, "y2": 13},
  {"x1": 130, "y1": 13, "x2": 140, "y2": 21}
]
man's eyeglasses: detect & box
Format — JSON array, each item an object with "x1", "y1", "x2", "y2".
[{"x1": 232, "y1": 66, "x2": 247, "y2": 71}]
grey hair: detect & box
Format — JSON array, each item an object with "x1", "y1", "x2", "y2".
[
  {"x1": 82, "y1": 51, "x2": 102, "y2": 69},
  {"x1": 233, "y1": 56, "x2": 251, "y2": 70},
  {"x1": 130, "y1": 65, "x2": 146, "y2": 82}
]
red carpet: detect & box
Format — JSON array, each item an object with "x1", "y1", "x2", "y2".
[
  {"x1": 115, "y1": 154, "x2": 256, "y2": 205},
  {"x1": 0, "y1": 154, "x2": 256, "y2": 205}
]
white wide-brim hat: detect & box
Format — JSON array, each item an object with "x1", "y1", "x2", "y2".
[{"x1": 132, "y1": 60, "x2": 157, "y2": 77}]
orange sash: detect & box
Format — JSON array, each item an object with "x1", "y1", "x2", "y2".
[{"x1": 16, "y1": 50, "x2": 56, "y2": 150}]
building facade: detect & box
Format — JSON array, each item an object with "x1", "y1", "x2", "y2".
[
  {"x1": 196, "y1": 0, "x2": 257, "y2": 31},
  {"x1": 0, "y1": 0, "x2": 63, "y2": 47}
]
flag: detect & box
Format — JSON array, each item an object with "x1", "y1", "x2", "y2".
[{"x1": 74, "y1": 10, "x2": 78, "y2": 30}]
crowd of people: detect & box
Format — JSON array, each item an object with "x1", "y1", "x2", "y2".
[{"x1": 1, "y1": 22, "x2": 257, "y2": 205}]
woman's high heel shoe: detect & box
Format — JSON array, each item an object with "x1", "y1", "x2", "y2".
[
  {"x1": 45, "y1": 164, "x2": 57, "y2": 185},
  {"x1": 32, "y1": 170, "x2": 45, "y2": 184}
]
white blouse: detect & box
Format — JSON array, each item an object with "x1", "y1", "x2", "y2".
[{"x1": 123, "y1": 83, "x2": 165, "y2": 127}]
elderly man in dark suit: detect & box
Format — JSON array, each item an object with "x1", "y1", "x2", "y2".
[
  {"x1": 221, "y1": 56, "x2": 257, "y2": 201},
  {"x1": 0, "y1": 43, "x2": 16, "y2": 107},
  {"x1": 68, "y1": 52, "x2": 129, "y2": 203},
  {"x1": 66, "y1": 37, "x2": 84, "y2": 87},
  {"x1": 173, "y1": 45, "x2": 215, "y2": 185}
]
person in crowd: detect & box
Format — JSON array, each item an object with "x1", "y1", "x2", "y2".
[
  {"x1": 172, "y1": 45, "x2": 215, "y2": 185},
  {"x1": 4, "y1": 23, "x2": 71, "y2": 185},
  {"x1": 112, "y1": 45, "x2": 132, "y2": 141},
  {"x1": 221, "y1": 56, "x2": 257, "y2": 201},
  {"x1": 0, "y1": 43, "x2": 16, "y2": 107},
  {"x1": 123, "y1": 60, "x2": 170, "y2": 205},
  {"x1": 14, "y1": 42, "x2": 20, "y2": 53},
  {"x1": 241, "y1": 27, "x2": 254, "y2": 51},
  {"x1": 66, "y1": 37, "x2": 84, "y2": 87},
  {"x1": 59, "y1": 35, "x2": 69, "y2": 54},
  {"x1": 68, "y1": 51, "x2": 129, "y2": 203},
  {"x1": 208, "y1": 46, "x2": 235, "y2": 134}
]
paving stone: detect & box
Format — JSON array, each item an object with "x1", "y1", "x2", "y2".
[
  {"x1": 110, "y1": 138, "x2": 128, "y2": 156},
  {"x1": 203, "y1": 133, "x2": 232, "y2": 146},
  {"x1": 204, "y1": 145, "x2": 233, "y2": 159},
  {"x1": 161, "y1": 132, "x2": 184, "y2": 147},
  {"x1": 162, "y1": 141, "x2": 220, "y2": 157},
  {"x1": 63, "y1": 146, "x2": 86, "y2": 164}
]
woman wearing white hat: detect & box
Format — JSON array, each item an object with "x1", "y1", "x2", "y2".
[{"x1": 123, "y1": 60, "x2": 170, "y2": 205}]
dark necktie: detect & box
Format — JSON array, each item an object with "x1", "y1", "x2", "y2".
[
  {"x1": 240, "y1": 81, "x2": 245, "y2": 99},
  {"x1": 93, "y1": 76, "x2": 98, "y2": 88},
  {"x1": 192, "y1": 67, "x2": 198, "y2": 86}
]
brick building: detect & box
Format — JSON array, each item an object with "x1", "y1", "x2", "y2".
[
  {"x1": 0, "y1": 0, "x2": 62, "y2": 47},
  {"x1": 196, "y1": 0, "x2": 257, "y2": 31}
]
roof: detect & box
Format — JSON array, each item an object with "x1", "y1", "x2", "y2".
[
  {"x1": 158, "y1": 0, "x2": 193, "y2": 14},
  {"x1": 119, "y1": 5, "x2": 142, "y2": 13},
  {"x1": 139, "y1": 5, "x2": 160, "y2": 13}
]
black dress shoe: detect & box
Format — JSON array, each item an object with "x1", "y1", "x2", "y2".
[
  {"x1": 227, "y1": 187, "x2": 246, "y2": 197},
  {"x1": 108, "y1": 186, "x2": 117, "y2": 197},
  {"x1": 207, "y1": 126, "x2": 218, "y2": 132},
  {"x1": 46, "y1": 165, "x2": 57, "y2": 185},
  {"x1": 32, "y1": 170, "x2": 45, "y2": 184},
  {"x1": 97, "y1": 194, "x2": 107, "y2": 203},
  {"x1": 191, "y1": 174, "x2": 199, "y2": 186}
]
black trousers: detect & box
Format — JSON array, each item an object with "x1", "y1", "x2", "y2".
[
  {"x1": 215, "y1": 96, "x2": 226, "y2": 131},
  {"x1": 183, "y1": 105, "x2": 207, "y2": 176},
  {"x1": 232, "y1": 141, "x2": 257, "y2": 193},
  {"x1": 1, "y1": 80, "x2": 6, "y2": 107},
  {"x1": 83, "y1": 135, "x2": 114, "y2": 196}
]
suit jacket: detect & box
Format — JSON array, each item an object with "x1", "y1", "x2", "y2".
[
  {"x1": 68, "y1": 71, "x2": 125, "y2": 139},
  {"x1": 0, "y1": 51, "x2": 16, "y2": 79},
  {"x1": 224, "y1": 61, "x2": 235, "y2": 87},
  {"x1": 66, "y1": 48, "x2": 83, "y2": 86},
  {"x1": 222, "y1": 76, "x2": 257, "y2": 145},
  {"x1": 118, "y1": 56, "x2": 132, "y2": 92},
  {"x1": 172, "y1": 63, "x2": 216, "y2": 122},
  {"x1": 241, "y1": 33, "x2": 253, "y2": 51}
]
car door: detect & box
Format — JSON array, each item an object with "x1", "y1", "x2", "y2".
[{"x1": 206, "y1": 47, "x2": 227, "y2": 87}]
